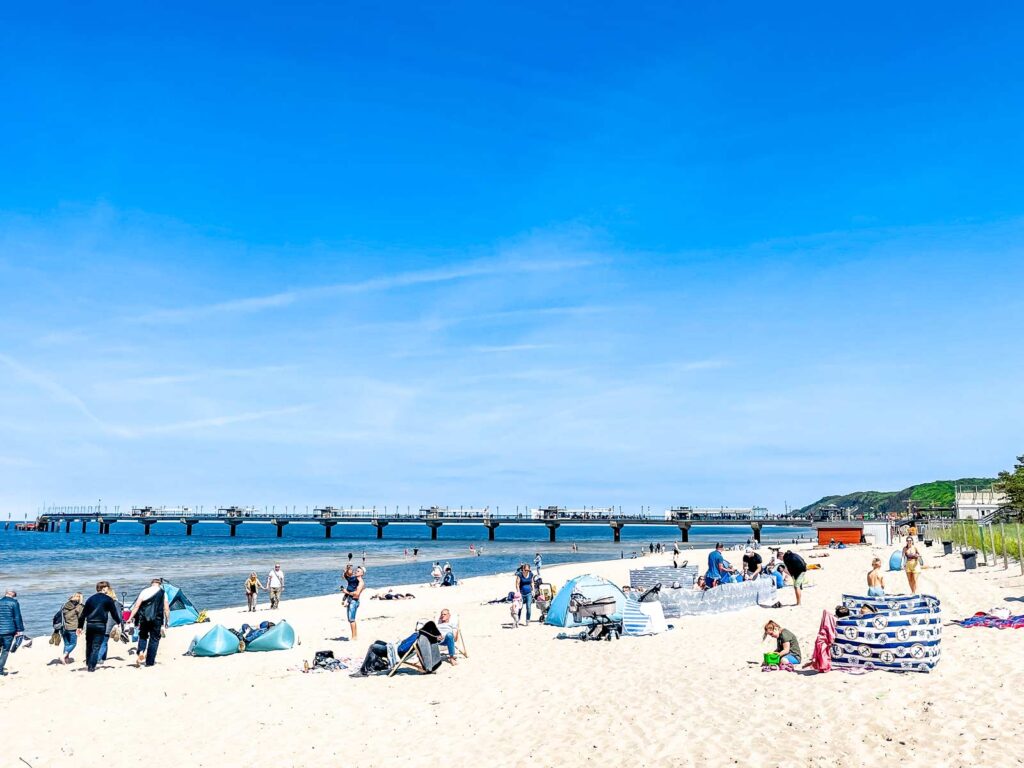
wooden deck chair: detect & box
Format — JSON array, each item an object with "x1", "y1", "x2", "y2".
[
  {"x1": 388, "y1": 621, "x2": 443, "y2": 677},
  {"x1": 451, "y1": 614, "x2": 468, "y2": 659}
]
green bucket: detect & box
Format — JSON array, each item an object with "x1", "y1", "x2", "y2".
[{"x1": 763, "y1": 652, "x2": 781, "y2": 666}]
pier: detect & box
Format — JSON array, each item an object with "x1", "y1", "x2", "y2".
[{"x1": 31, "y1": 505, "x2": 815, "y2": 543}]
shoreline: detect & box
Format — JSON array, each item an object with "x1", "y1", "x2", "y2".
[{"x1": 4, "y1": 541, "x2": 1022, "y2": 767}]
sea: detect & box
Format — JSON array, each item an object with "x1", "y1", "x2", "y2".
[{"x1": 0, "y1": 520, "x2": 813, "y2": 635}]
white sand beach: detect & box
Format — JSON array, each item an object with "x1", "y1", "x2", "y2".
[{"x1": 3, "y1": 543, "x2": 1023, "y2": 768}]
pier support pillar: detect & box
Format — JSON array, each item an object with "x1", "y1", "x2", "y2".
[
  {"x1": 372, "y1": 520, "x2": 388, "y2": 539},
  {"x1": 485, "y1": 521, "x2": 499, "y2": 541},
  {"x1": 143, "y1": 522, "x2": 152, "y2": 536},
  {"x1": 274, "y1": 520, "x2": 288, "y2": 538},
  {"x1": 226, "y1": 521, "x2": 241, "y2": 537},
  {"x1": 546, "y1": 522, "x2": 560, "y2": 543},
  {"x1": 322, "y1": 522, "x2": 336, "y2": 539},
  {"x1": 677, "y1": 523, "x2": 690, "y2": 542},
  {"x1": 610, "y1": 522, "x2": 623, "y2": 543},
  {"x1": 81, "y1": 520, "x2": 87, "y2": 534},
  {"x1": 65, "y1": 521, "x2": 71, "y2": 533},
  {"x1": 183, "y1": 519, "x2": 198, "y2": 536},
  {"x1": 427, "y1": 521, "x2": 442, "y2": 540},
  {"x1": 750, "y1": 522, "x2": 762, "y2": 544}
]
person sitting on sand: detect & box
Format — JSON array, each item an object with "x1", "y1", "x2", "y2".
[
  {"x1": 705, "y1": 542, "x2": 738, "y2": 587},
  {"x1": 695, "y1": 575, "x2": 707, "y2": 591},
  {"x1": 867, "y1": 557, "x2": 886, "y2": 597},
  {"x1": 763, "y1": 620, "x2": 801, "y2": 665}
]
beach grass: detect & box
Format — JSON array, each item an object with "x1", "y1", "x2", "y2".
[{"x1": 935, "y1": 521, "x2": 1024, "y2": 564}]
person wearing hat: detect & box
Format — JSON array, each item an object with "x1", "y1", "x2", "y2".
[{"x1": 742, "y1": 548, "x2": 763, "y2": 580}]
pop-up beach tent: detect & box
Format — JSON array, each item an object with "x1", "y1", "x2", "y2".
[
  {"x1": 544, "y1": 575, "x2": 626, "y2": 628},
  {"x1": 190, "y1": 625, "x2": 244, "y2": 657},
  {"x1": 162, "y1": 582, "x2": 201, "y2": 627}
]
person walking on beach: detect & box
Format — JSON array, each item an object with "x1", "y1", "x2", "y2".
[
  {"x1": 903, "y1": 536, "x2": 922, "y2": 594},
  {"x1": 58, "y1": 592, "x2": 84, "y2": 665},
  {"x1": 267, "y1": 563, "x2": 285, "y2": 609},
  {"x1": 79, "y1": 581, "x2": 122, "y2": 672},
  {"x1": 533, "y1": 552, "x2": 542, "y2": 575},
  {"x1": 128, "y1": 579, "x2": 169, "y2": 668},
  {"x1": 343, "y1": 566, "x2": 365, "y2": 640},
  {"x1": 0, "y1": 589, "x2": 25, "y2": 676},
  {"x1": 245, "y1": 572, "x2": 262, "y2": 612},
  {"x1": 515, "y1": 563, "x2": 535, "y2": 626},
  {"x1": 867, "y1": 557, "x2": 886, "y2": 597},
  {"x1": 98, "y1": 585, "x2": 124, "y2": 663}
]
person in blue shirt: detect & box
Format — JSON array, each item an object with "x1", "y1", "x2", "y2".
[
  {"x1": 0, "y1": 589, "x2": 25, "y2": 676},
  {"x1": 705, "y1": 542, "x2": 738, "y2": 587}
]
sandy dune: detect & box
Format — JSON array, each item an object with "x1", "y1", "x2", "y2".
[{"x1": 2, "y1": 542, "x2": 1023, "y2": 768}]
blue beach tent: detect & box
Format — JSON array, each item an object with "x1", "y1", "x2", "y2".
[
  {"x1": 544, "y1": 575, "x2": 626, "y2": 628},
  {"x1": 888, "y1": 551, "x2": 904, "y2": 572},
  {"x1": 162, "y1": 582, "x2": 201, "y2": 627}
]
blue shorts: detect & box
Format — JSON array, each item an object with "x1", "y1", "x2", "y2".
[
  {"x1": 781, "y1": 654, "x2": 799, "y2": 665},
  {"x1": 867, "y1": 586, "x2": 885, "y2": 597},
  {"x1": 347, "y1": 598, "x2": 360, "y2": 622}
]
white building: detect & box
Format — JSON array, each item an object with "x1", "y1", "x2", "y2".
[{"x1": 955, "y1": 486, "x2": 1007, "y2": 520}]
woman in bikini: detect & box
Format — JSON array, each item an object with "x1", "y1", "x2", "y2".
[{"x1": 903, "y1": 536, "x2": 921, "y2": 594}]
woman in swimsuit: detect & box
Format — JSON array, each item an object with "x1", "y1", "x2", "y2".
[
  {"x1": 903, "y1": 536, "x2": 921, "y2": 594},
  {"x1": 244, "y1": 572, "x2": 262, "y2": 612}
]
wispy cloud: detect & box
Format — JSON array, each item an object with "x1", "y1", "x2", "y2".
[
  {"x1": 116, "y1": 365, "x2": 296, "y2": 387},
  {"x1": 0, "y1": 351, "x2": 310, "y2": 439},
  {"x1": 136, "y1": 258, "x2": 597, "y2": 324},
  {"x1": 471, "y1": 344, "x2": 554, "y2": 353}
]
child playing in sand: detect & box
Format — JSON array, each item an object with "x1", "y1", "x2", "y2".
[{"x1": 867, "y1": 557, "x2": 885, "y2": 597}]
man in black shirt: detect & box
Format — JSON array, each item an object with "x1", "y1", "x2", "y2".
[
  {"x1": 742, "y1": 549, "x2": 763, "y2": 580},
  {"x1": 782, "y1": 550, "x2": 807, "y2": 606},
  {"x1": 78, "y1": 581, "x2": 122, "y2": 672}
]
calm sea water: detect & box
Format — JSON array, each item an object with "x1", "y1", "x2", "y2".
[{"x1": 0, "y1": 520, "x2": 812, "y2": 635}]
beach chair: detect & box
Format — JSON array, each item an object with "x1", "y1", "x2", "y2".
[
  {"x1": 448, "y1": 614, "x2": 468, "y2": 659},
  {"x1": 388, "y1": 621, "x2": 444, "y2": 676}
]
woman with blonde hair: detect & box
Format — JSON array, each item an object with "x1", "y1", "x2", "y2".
[
  {"x1": 244, "y1": 572, "x2": 262, "y2": 612},
  {"x1": 763, "y1": 620, "x2": 802, "y2": 665},
  {"x1": 867, "y1": 557, "x2": 886, "y2": 597},
  {"x1": 58, "y1": 592, "x2": 84, "y2": 665}
]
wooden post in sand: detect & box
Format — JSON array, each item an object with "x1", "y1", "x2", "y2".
[
  {"x1": 1016, "y1": 523, "x2": 1023, "y2": 576},
  {"x1": 1000, "y1": 522, "x2": 1008, "y2": 569}
]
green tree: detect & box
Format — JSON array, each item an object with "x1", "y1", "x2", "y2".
[{"x1": 993, "y1": 454, "x2": 1024, "y2": 519}]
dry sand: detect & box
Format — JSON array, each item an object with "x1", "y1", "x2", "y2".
[{"x1": 2, "y1": 542, "x2": 1023, "y2": 768}]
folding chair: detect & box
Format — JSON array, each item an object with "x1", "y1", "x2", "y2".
[{"x1": 388, "y1": 621, "x2": 444, "y2": 676}]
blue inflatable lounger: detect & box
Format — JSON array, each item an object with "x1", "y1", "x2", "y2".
[
  {"x1": 245, "y1": 620, "x2": 297, "y2": 652},
  {"x1": 831, "y1": 594, "x2": 942, "y2": 673},
  {"x1": 191, "y1": 625, "x2": 245, "y2": 657}
]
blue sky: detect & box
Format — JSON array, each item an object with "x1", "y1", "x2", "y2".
[{"x1": 2, "y1": 2, "x2": 1023, "y2": 517}]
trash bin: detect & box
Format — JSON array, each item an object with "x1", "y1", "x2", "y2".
[
  {"x1": 942, "y1": 541, "x2": 953, "y2": 556},
  {"x1": 962, "y1": 550, "x2": 977, "y2": 570},
  {"x1": 917, "y1": 533, "x2": 925, "y2": 542}
]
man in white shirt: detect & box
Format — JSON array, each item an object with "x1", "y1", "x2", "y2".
[{"x1": 267, "y1": 564, "x2": 285, "y2": 609}]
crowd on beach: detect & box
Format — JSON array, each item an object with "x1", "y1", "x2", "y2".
[{"x1": 0, "y1": 533, "x2": 934, "y2": 679}]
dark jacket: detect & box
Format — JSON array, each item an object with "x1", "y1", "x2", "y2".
[
  {"x1": 0, "y1": 596, "x2": 25, "y2": 635},
  {"x1": 79, "y1": 593, "x2": 121, "y2": 630},
  {"x1": 105, "y1": 600, "x2": 124, "y2": 635}
]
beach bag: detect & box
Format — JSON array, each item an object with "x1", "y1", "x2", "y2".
[
  {"x1": 763, "y1": 652, "x2": 781, "y2": 665},
  {"x1": 109, "y1": 624, "x2": 122, "y2": 642},
  {"x1": 140, "y1": 594, "x2": 162, "y2": 624},
  {"x1": 52, "y1": 609, "x2": 65, "y2": 633}
]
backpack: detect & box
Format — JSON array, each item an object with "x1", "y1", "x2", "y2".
[
  {"x1": 52, "y1": 609, "x2": 65, "y2": 633},
  {"x1": 140, "y1": 594, "x2": 163, "y2": 624}
]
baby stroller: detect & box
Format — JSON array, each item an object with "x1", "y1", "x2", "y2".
[{"x1": 569, "y1": 592, "x2": 623, "y2": 641}]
